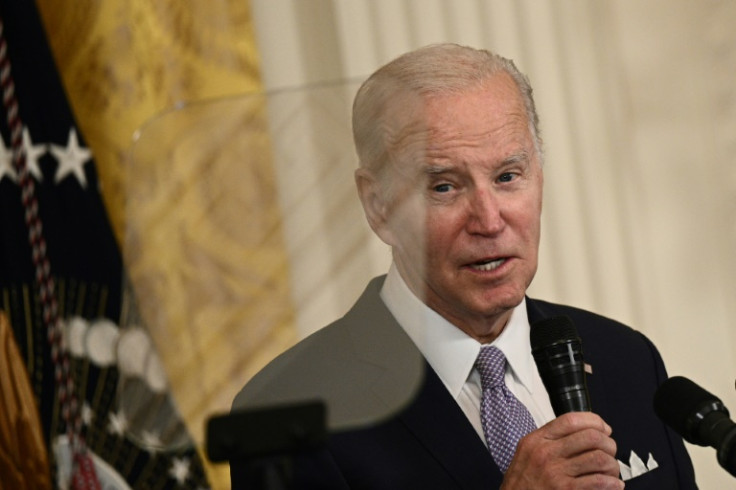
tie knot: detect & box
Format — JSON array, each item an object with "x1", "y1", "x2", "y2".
[{"x1": 475, "y1": 345, "x2": 507, "y2": 389}]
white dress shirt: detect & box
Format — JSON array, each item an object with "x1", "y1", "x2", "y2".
[{"x1": 379, "y1": 263, "x2": 556, "y2": 444}]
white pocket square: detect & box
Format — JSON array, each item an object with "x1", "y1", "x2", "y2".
[{"x1": 618, "y1": 451, "x2": 659, "y2": 481}]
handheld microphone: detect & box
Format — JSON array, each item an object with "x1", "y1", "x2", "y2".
[
  {"x1": 653, "y1": 376, "x2": 736, "y2": 477},
  {"x1": 530, "y1": 316, "x2": 591, "y2": 415}
]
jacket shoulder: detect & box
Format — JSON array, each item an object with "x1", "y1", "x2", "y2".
[
  {"x1": 232, "y1": 276, "x2": 425, "y2": 430},
  {"x1": 526, "y1": 298, "x2": 651, "y2": 351}
]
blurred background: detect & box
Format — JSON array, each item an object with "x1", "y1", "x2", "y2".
[{"x1": 1, "y1": 0, "x2": 734, "y2": 488}]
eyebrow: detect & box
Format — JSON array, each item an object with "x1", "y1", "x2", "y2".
[
  {"x1": 501, "y1": 151, "x2": 531, "y2": 165},
  {"x1": 421, "y1": 151, "x2": 531, "y2": 176},
  {"x1": 423, "y1": 164, "x2": 456, "y2": 176}
]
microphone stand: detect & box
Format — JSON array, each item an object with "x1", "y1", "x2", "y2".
[{"x1": 206, "y1": 400, "x2": 327, "y2": 490}]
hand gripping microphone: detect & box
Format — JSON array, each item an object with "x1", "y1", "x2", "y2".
[
  {"x1": 654, "y1": 376, "x2": 736, "y2": 477},
  {"x1": 530, "y1": 316, "x2": 591, "y2": 415}
]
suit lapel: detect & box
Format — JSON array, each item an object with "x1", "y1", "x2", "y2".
[
  {"x1": 343, "y1": 278, "x2": 503, "y2": 487},
  {"x1": 398, "y1": 363, "x2": 504, "y2": 488}
]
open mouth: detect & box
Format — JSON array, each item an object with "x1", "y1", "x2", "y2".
[{"x1": 469, "y1": 258, "x2": 506, "y2": 272}]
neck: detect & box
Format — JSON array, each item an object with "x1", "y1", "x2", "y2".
[
  {"x1": 393, "y1": 259, "x2": 515, "y2": 344},
  {"x1": 445, "y1": 309, "x2": 513, "y2": 344}
]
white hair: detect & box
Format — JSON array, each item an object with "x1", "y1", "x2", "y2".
[{"x1": 352, "y1": 43, "x2": 543, "y2": 183}]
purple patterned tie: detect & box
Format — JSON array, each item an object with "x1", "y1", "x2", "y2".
[{"x1": 476, "y1": 345, "x2": 537, "y2": 472}]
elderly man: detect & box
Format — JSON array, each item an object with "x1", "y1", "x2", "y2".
[{"x1": 232, "y1": 44, "x2": 697, "y2": 489}]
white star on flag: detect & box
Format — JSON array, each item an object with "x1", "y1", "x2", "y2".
[
  {"x1": 141, "y1": 430, "x2": 163, "y2": 453},
  {"x1": 0, "y1": 139, "x2": 17, "y2": 183},
  {"x1": 21, "y1": 127, "x2": 46, "y2": 181},
  {"x1": 81, "y1": 402, "x2": 94, "y2": 426},
  {"x1": 107, "y1": 409, "x2": 128, "y2": 436},
  {"x1": 169, "y1": 457, "x2": 191, "y2": 485},
  {"x1": 50, "y1": 127, "x2": 92, "y2": 187}
]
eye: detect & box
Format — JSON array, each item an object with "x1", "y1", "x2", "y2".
[
  {"x1": 498, "y1": 172, "x2": 516, "y2": 183},
  {"x1": 433, "y1": 183, "x2": 453, "y2": 193}
]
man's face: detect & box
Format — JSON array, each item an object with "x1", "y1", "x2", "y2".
[{"x1": 364, "y1": 73, "x2": 543, "y2": 341}]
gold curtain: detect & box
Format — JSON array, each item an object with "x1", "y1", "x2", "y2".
[
  {"x1": 35, "y1": 0, "x2": 263, "y2": 239},
  {"x1": 0, "y1": 311, "x2": 52, "y2": 490},
  {"x1": 36, "y1": 1, "x2": 297, "y2": 488}
]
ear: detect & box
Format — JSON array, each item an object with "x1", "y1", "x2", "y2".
[{"x1": 355, "y1": 168, "x2": 396, "y2": 246}]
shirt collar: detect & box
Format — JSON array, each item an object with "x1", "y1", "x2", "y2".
[
  {"x1": 380, "y1": 262, "x2": 538, "y2": 399},
  {"x1": 490, "y1": 299, "x2": 538, "y2": 397}
]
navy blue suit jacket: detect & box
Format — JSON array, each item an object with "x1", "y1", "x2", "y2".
[{"x1": 232, "y1": 276, "x2": 697, "y2": 489}]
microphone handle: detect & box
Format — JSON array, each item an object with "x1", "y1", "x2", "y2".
[
  {"x1": 710, "y1": 415, "x2": 736, "y2": 477},
  {"x1": 545, "y1": 364, "x2": 590, "y2": 415},
  {"x1": 534, "y1": 340, "x2": 591, "y2": 416}
]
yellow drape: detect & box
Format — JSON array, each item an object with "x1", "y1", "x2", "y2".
[
  {"x1": 0, "y1": 311, "x2": 52, "y2": 490},
  {"x1": 36, "y1": 0, "x2": 263, "y2": 240},
  {"x1": 36, "y1": 2, "x2": 297, "y2": 488}
]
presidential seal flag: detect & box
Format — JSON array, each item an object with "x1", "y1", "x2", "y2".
[{"x1": 0, "y1": 1, "x2": 210, "y2": 488}]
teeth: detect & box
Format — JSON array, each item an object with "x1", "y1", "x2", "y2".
[{"x1": 471, "y1": 258, "x2": 505, "y2": 271}]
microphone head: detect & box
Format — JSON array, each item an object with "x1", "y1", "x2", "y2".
[
  {"x1": 530, "y1": 315, "x2": 580, "y2": 351},
  {"x1": 653, "y1": 376, "x2": 728, "y2": 445},
  {"x1": 530, "y1": 315, "x2": 590, "y2": 414}
]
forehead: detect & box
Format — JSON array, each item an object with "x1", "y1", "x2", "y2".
[
  {"x1": 385, "y1": 73, "x2": 534, "y2": 169},
  {"x1": 428, "y1": 74, "x2": 527, "y2": 134}
]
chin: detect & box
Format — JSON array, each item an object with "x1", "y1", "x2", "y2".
[{"x1": 471, "y1": 290, "x2": 525, "y2": 315}]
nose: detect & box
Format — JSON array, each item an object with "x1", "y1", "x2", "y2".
[{"x1": 466, "y1": 188, "x2": 505, "y2": 236}]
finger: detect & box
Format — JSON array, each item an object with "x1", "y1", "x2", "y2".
[
  {"x1": 574, "y1": 473, "x2": 626, "y2": 490},
  {"x1": 542, "y1": 412, "x2": 612, "y2": 440},
  {"x1": 512, "y1": 427, "x2": 618, "y2": 480},
  {"x1": 558, "y1": 426, "x2": 618, "y2": 458},
  {"x1": 566, "y1": 448, "x2": 622, "y2": 478}
]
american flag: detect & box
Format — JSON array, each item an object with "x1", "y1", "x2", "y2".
[{"x1": 0, "y1": 1, "x2": 210, "y2": 488}]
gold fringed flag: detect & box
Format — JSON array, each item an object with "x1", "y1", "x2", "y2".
[
  {"x1": 32, "y1": 1, "x2": 297, "y2": 489},
  {"x1": 0, "y1": 1, "x2": 211, "y2": 488}
]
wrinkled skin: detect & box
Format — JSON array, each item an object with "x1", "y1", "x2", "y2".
[
  {"x1": 357, "y1": 73, "x2": 543, "y2": 343},
  {"x1": 501, "y1": 412, "x2": 623, "y2": 489}
]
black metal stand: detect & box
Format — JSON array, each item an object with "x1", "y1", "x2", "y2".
[{"x1": 206, "y1": 400, "x2": 327, "y2": 489}]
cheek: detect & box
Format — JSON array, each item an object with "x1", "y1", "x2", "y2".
[
  {"x1": 509, "y1": 191, "x2": 542, "y2": 228},
  {"x1": 387, "y1": 199, "x2": 428, "y2": 248},
  {"x1": 424, "y1": 210, "x2": 465, "y2": 256},
  {"x1": 392, "y1": 196, "x2": 471, "y2": 258},
  {"x1": 517, "y1": 207, "x2": 542, "y2": 249}
]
